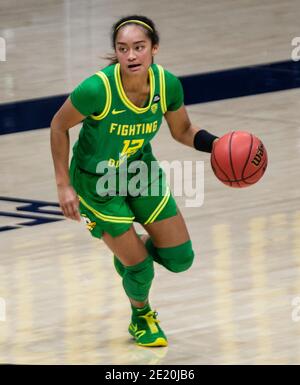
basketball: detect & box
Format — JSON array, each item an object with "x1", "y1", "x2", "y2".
[{"x1": 211, "y1": 131, "x2": 268, "y2": 187}]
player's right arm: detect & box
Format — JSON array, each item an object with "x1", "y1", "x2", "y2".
[
  {"x1": 50, "y1": 97, "x2": 85, "y2": 221},
  {"x1": 51, "y1": 74, "x2": 106, "y2": 221}
]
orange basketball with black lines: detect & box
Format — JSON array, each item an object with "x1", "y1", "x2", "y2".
[{"x1": 211, "y1": 131, "x2": 268, "y2": 187}]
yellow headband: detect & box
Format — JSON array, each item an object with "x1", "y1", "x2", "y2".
[{"x1": 115, "y1": 20, "x2": 154, "y2": 33}]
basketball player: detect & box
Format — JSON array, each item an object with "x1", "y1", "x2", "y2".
[{"x1": 50, "y1": 15, "x2": 218, "y2": 347}]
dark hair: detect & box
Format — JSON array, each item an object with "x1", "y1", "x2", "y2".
[{"x1": 106, "y1": 15, "x2": 159, "y2": 65}]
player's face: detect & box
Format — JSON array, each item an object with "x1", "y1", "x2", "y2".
[{"x1": 115, "y1": 25, "x2": 158, "y2": 75}]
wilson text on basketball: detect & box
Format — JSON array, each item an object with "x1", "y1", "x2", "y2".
[{"x1": 251, "y1": 143, "x2": 264, "y2": 167}]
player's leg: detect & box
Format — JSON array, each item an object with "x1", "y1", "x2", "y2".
[
  {"x1": 143, "y1": 207, "x2": 195, "y2": 273},
  {"x1": 69, "y1": 157, "x2": 167, "y2": 346},
  {"x1": 102, "y1": 227, "x2": 168, "y2": 347},
  {"x1": 102, "y1": 226, "x2": 150, "y2": 308},
  {"x1": 127, "y1": 162, "x2": 195, "y2": 273},
  {"x1": 127, "y1": 148, "x2": 195, "y2": 273}
]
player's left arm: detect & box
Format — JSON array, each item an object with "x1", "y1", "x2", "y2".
[
  {"x1": 165, "y1": 105, "x2": 218, "y2": 153},
  {"x1": 165, "y1": 105, "x2": 197, "y2": 147}
]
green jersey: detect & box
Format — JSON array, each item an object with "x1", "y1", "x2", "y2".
[{"x1": 70, "y1": 63, "x2": 184, "y2": 174}]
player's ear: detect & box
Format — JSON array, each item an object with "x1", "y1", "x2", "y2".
[{"x1": 152, "y1": 44, "x2": 159, "y2": 56}]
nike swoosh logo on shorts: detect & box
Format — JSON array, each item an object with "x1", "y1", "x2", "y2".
[{"x1": 112, "y1": 109, "x2": 126, "y2": 115}]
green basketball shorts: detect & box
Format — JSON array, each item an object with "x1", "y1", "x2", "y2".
[{"x1": 69, "y1": 149, "x2": 178, "y2": 239}]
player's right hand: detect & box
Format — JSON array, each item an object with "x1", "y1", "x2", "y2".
[{"x1": 57, "y1": 185, "x2": 81, "y2": 222}]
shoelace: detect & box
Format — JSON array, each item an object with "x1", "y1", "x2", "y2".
[{"x1": 138, "y1": 310, "x2": 160, "y2": 334}]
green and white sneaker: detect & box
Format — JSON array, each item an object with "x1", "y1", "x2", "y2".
[{"x1": 129, "y1": 307, "x2": 168, "y2": 347}]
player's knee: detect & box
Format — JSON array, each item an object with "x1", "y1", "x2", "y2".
[
  {"x1": 122, "y1": 256, "x2": 154, "y2": 301},
  {"x1": 157, "y1": 240, "x2": 195, "y2": 273},
  {"x1": 163, "y1": 251, "x2": 194, "y2": 273},
  {"x1": 114, "y1": 255, "x2": 125, "y2": 277}
]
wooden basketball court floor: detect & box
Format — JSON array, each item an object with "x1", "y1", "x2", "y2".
[{"x1": 0, "y1": 0, "x2": 300, "y2": 365}]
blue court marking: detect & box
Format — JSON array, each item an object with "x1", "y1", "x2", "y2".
[
  {"x1": 0, "y1": 94, "x2": 67, "y2": 135},
  {"x1": 181, "y1": 60, "x2": 300, "y2": 105},
  {"x1": 0, "y1": 60, "x2": 299, "y2": 135},
  {"x1": 0, "y1": 196, "x2": 64, "y2": 232}
]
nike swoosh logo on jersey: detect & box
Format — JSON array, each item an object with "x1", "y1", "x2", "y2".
[{"x1": 112, "y1": 108, "x2": 126, "y2": 115}]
